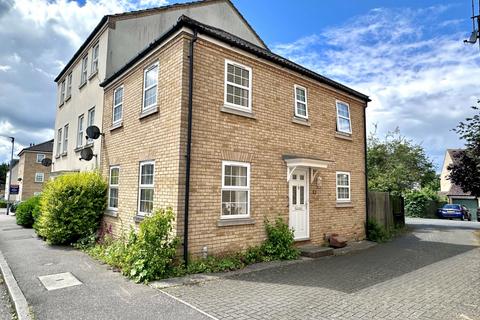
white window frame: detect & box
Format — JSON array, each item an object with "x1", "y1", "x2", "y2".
[
  {"x1": 36, "y1": 154, "x2": 45, "y2": 163},
  {"x1": 336, "y1": 171, "x2": 351, "y2": 202},
  {"x1": 91, "y1": 43, "x2": 99, "y2": 75},
  {"x1": 35, "y1": 172, "x2": 44, "y2": 183},
  {"x1": 87, "y1": 107, "x2": 95, "y2": 143},
  {"x1": 113, "y1": 86, "x2": 123, "y2": 124},
  {"x1": 224, "y1": 59, "x2": 252, "y2": 112},
  {"x1": 63, "y1": 124, "x2": 69, "y2": 154},
  {"x1": 77, "y1": 114, "x2": 84, "y2": 148},
  {"x1": 221, "y1": 161, "x2": 250, "y2": 219},
  {"x1": 59, "y1": 80, "x2": 65, "y2": 105},
  {"x1": 142, "y1": 62, "x2": 158, "y2": 111},
  {"x1": 336, "y1": 100, "x2": 352, "y2": 134},
  {"x1": 80, "y1": 55, "x2": 88, "y2": 85},
  {"x1": 66, "y1": 73, "x2": 72, "y2": 98},
  {"x1": 138, "y1": 160, "x2": 155, "y2": 216},
  {"x1": 294, "y1": 84, "x2": 308, "y2": 119},
  {"x1": 56, "y1": 128, "x2": 62, "y2": 156},
  {"x1": 108, "y1": 166, "x2": 120, "y2": 211}
]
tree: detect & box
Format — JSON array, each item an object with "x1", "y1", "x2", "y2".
[
  {"x1": 448, "y1": 103, "x2": 480, "y2": 197},
  {"x1": 0, "y1": 162, "x2": 8, "y2": 185},
  {"x1": 367, "y1": 127, "x2": 437, "y2": 195}
]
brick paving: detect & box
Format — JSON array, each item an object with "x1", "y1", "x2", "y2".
[{"x1": 164, "y1": 218, "x2": 480, "y2": 320}]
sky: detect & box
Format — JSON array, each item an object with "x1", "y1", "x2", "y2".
[{"x1": 0, "y1": 0, "x2": 479, "y2": 170}]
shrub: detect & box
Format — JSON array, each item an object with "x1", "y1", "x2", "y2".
[
  {"x1": 15, "y1": 196, "x2": 41, "y2": 227},
  {"x1": 35, "y1": 172, "x2": 107, "y2": 244},
  {"x1": 261, "y1": 217, "x2": 299, "y2": 260},
  {"x1": 404, "y1": 188, "x2": 443, "y2": 218},
  {"x1": 0, "y1": 200, "x2": 7, "y2": 208},
  {"x1": 366, "y1": 219, "x2": 390, "y2": 243}
]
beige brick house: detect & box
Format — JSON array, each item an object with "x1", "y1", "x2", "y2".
[
  {"x1": 99, "y1": 15, "x2": 370, "y2": 258},
  {"x1": 7, "y1": 140, "x2": 54, "y2": 201}
]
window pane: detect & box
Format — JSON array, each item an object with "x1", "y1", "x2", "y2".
[
  {"x1": 337, "y1": 173, "x2": 349, "y2": 186},
  {"x1": 292, "y1": 186, "x2": 297, "y2": 205},
  {"x1": 114, "y1": 87, "x2": 123, "y2": 105},
  {"x1": 223, "y1": 165, "x2": 247, "y2": 186},
  {"x1": 226, "y1": 63, "x2": 249, "y2": 87},
  {"x1": 140, "y1": 188, "x2": 154, "y2": 213},
  {"x1": 296, "y1": 102, "x2": 306, "y2": 116},
  {"x1": 113, "y1": 105, "x2": 122, "y2": 122},
  {"x1": 144, "y1": 86, "x2": 157, "y2": 108},
  {"x1": 141, "y1": 164, "x2": 154, "y2": 185},
  {"x1": 338, "y1": 118, "x2": 351, "y2": 132},
  {"x1": 337, "y1": 103, "x2": 350, "y2": 118},
  {"x1": 145, "y1": 66, "x2": 158, "y2": 88},
  {"x1": 221, "y1": 190, "x2": 248, "y2": 216},
  {"x1": 109, "y1": 188, "x2": 118, "y2": 208},
  {"x1": 338, "y1": 187, "x2": 350, "y2": 200},
  {"x1": 110, "y1": 168, "x2": 119, "y2": 185},
  {"x1": 300, "y1": 186, "x2": 305, "y2": 204},
  {"x1": 296, "y1": 88, "x2": 306, "y2": 102}
]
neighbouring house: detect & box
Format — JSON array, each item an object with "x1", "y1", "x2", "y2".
[
  {"x1": 440, "y1": 149, "x2": 479, "y2": 221},
  {"x1": 4, "y1": 140, "x2": 53, "y2": 201},
  {"x1": 4, "y1": 159, "x2": 20, "y2": 202},
  {"x1": 51, "y1": 0, "x2": 267, "y2": 177},
  {"x1": 99, "y1": 13, "x2": 370, "y2": 257}
]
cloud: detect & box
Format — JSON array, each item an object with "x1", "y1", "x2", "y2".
[
  {"x1": 0, "y1": 0, "x2": 168, "y2": 164},
  {"x1": 272, "y1": 5, "x2": 480, "y2": 170}
]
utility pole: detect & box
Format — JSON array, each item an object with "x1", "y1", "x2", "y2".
[
  {"x1": 6, "y1": 137, "x2": 14, "y2": 216},
  {"x1": 464, "y1": 0, "x2": 480, "y2": 47}
]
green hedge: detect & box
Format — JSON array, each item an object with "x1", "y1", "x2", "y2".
[
  {"x1": 35, "y1": 172, "x2": 107, "y2": 244},
  {"x1": 0, "y1": 200, "x2": 7, "y2": 208},
  {"x1": 15, "y1": 196, "x2": 41, "y2": 227}
]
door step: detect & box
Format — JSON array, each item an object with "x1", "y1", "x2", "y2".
[{"x1": 298, "y1": 245, "x2": 334, "y2": 258}]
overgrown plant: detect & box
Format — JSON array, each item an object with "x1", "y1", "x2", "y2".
[
  {"x1": 15, "y1": 195, "x2": 41, "y2": 227},
  {"x1": 35, "y1": 171, "x2": 107, "y2": 244},
  {"x1": 261, "y1": 217, "x2": 299, "y2": 260},
  {"x1": 366, "y1": 219, "x2": 391, "y2": 243}
]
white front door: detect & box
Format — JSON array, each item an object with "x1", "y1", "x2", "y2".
[{"x1": 289, "y1": 168, "x2": 309, "y2": 240}]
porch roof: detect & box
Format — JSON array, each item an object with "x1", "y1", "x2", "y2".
[{"x1": 282, "y1": 155, "x2": 333, "y2": 169}]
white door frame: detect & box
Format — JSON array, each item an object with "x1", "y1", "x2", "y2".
[{"x1": 288, "y1": 167, "x2": 309, "y2": 241}]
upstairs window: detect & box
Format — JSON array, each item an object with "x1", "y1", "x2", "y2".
[
  {"x1": 221, "y1": 161, "x2": 250, "y2": 218},
  {"x1": 224, "y1": 60, "x2": 252, "y2": 111},
  {"x1": 113, "y1": 86, "x2": 123, "y2": 124},
  {"x1": 142, "y1": 63, "x2": 158, "y2": 111},
  {"x1": 294, "y1": 85, "x2": 308, "y2": 119},
  {"x1": 336, "y1": 101, "x2": 352, "y2": 134},
  {"x1": 108, "y1": 166, "x2": 119, "y2": 210},
  {"x1": 336, "y1": 172, "x2": 351, "y2": 202},
  {"x1": 63, "y1": 124, "x2": 69, "y2": 154},
  {"x1": 138, "y1": 161, "x2": 155, "y2": 215},
  {"x1": 56, "y1": 128, "x2": 62, "y2": 156},
  {"x1": 80, "y1": 55, "x2": 88, "y2": 86},
  {"x1": 36, "y1": 154, "x2": 45, "y2": 163},
  {"x1": 77, "y1": 114, "x2": 84, "y2": 147},
  {"x1": 66, "y1": 73, "x2": 72, "y2": 99},
  {"x1": 87, "y1": 107, "x2": 95, "y2": 143},
  {"x1": 91, "y1": 43, "x2": 99, "y2": 75},
  {"x1": 59, "y1": 80, "x2": 66, "y2": 105}
]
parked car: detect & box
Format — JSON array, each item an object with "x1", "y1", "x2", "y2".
[{"x1": 437, "y1": 204, "x2": 471, "y2": 221}]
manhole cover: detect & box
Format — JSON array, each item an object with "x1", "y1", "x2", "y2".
[{"x1": 38, "y1": 272, "x2": 82, "y2": 291}]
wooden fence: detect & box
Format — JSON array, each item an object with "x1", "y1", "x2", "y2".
[{"x1": 368, "y1": 192, "x2": 405, "y2": 230}]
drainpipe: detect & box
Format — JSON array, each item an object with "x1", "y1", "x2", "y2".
[
  {"x1": 363, "y1": 104, "x2": 369, "y2": 239},
  {"x1": 184, "y1": 29, "x2": 198, "y2": 267}
]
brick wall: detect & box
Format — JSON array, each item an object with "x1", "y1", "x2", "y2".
[{"x1": 18, "y1": 151, "x2": 52, "y2": 200}]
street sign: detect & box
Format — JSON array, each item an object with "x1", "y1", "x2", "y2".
[{"x1": 9, "y1": 185, "x2": 19, "y2": 195}]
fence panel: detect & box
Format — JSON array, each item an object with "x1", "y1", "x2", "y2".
[{"x1": 368, "y1": 192, "x2": 405, "y2": 230}]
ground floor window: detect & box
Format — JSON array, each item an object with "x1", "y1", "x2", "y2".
[
  {"x1": 336, "y1": 171, "x2": 351, "y2": 201},
  {"x1": 221, "y1": 161, "x2": 250, "y2": 218},
  {"x1": 108, "y1": 166, "x2": 119, "y2": 210},
  {"x1": 138, "y1": 161, "x2": 154, "y2": 215},
  {"x1": 35, "y1": 172, "x2": 44, "y2": 183}
]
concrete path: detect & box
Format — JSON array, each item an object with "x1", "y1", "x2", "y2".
[
  {"x1": 163, "y1": 218, "x2": 480, "y2": 320},
  {"x1": 0, "y1": 274, "x2": 15, "y2": 320},
  {"x1": 0, "y1": 214, "x2": 209, "y2": 320}
]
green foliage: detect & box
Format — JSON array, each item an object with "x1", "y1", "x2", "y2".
[
  {"x1": 367, "y1": 128, "x2": 437, "y2": 195},
  {"x1": 366, "y1": 219, "x2": 390, "y2": 243},
  {"x1": 404, "y1": 188, "x2": 443, "y2": 218},
  {"x1": 261, "y1": 217, "x2": 299, "y2": 260},
  {"x1": 185, "y1": 254, "x2": 245, "y2": 274},
  {"x1": 35, "y1": 172, "x2": 107, "y2": 244},
  {"x1": 0, "y1": 162, "x2": 8, "y2": 185},
  {"x1": 15, "y1": 196, "x2": 41, "y2": 227},
  {"x1": 0, "y1": 200, "x2": 6, "y2": 208}
]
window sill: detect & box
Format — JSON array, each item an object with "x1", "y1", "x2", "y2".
[
  {"x1": 104, "y1": 210, "x2": 118, "y2": 218},
  {"x1": 139, "y1": 106, "x2": 159, "y2": 119},
  {"x1": 74, "y1": 146, "x2": 83, "y2": 153},
  {"x1": 65, "y1": 95, "x2": 71, "y2": 103},
  {"x1": 292, "y1": 117, "x2": 310, "y2": 127},
  {"x1": 34, "y1": 181, "x2": 44, "y2": 184},
  {"x1": 58, "y1": 102, "x2": 64, "y2": 108},
  {"x1": 336, "y1": 202, "x2": 353, "y2": 208},
  {"x1": 133, "y1": 214, "x2": 145, "y2": 223},
  {"x1": 217, "y1": 217, "x2": 255, "y2": 227},
  {"x1": 335, "y1": 132, "x2": 353, "y2": 141},
  {"x1": 85, "y1": 142, "x2": 94, "y2": 148},
  {"x1": 55, "y1": 155, "x2": 61, "y2": 159},
  {"x1": 110, "y1": 121, "x2": 123, "y2": 131},
  {"x1": 88, "y1": 71, "x2": 98, "y2": 81},
  {"x1": 220, "y1": 105, "x2": 256, "y2": 119},
  {"x1": 78, "y1": 82, "x2": 87, "y2": 90},
  {"x1": 61, "y1": 152, "x2": 67, "y2": 157}
]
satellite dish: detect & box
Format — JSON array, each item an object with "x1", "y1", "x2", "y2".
[
  {"x1": 80, "y1": 147, "x2": 94, "y2": 161},
  {"x1": 86, "y1": 125, "x2": 102, "y2": 140},
  {"x1": 41, "y1": 158, "x2": 52, "y2": 167}
]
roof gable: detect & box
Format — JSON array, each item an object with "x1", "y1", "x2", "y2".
[{"x1": 18, "y1": 139, "x2": 54, "y2": 156}]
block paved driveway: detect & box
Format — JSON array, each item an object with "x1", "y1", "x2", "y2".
[{"x1": 164, "y1": 218, "x2": 480, "y2": 320}]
